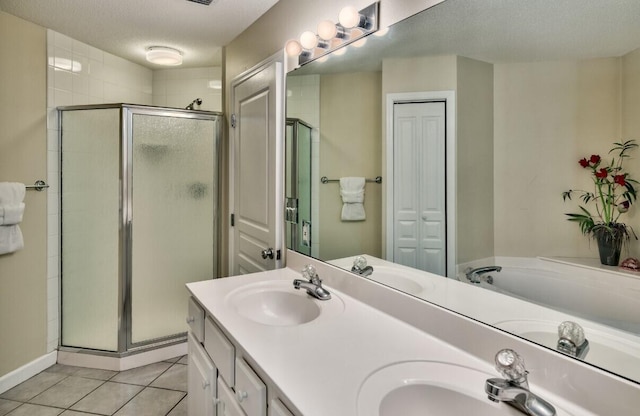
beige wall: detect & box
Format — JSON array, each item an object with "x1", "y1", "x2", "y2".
[
  {"x1": 494, "y1": 58, "x2": 625, "y2": 258},
  {"x1": 319, "y1": 72, "x2": 382, "y2": 260},
  {"x1": 0, "y1": 11, "x2": 48, "y2": 377},
  {"x1": 456, "y1": 56, "x2": 494, "y2": 263}
]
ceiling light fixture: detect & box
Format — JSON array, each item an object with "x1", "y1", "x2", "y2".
[{"x1": 146, "y1": 46, "x2": 183, "y2": 66}]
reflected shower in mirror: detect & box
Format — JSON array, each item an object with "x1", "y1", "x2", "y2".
[{"x1": 285, "y1": 0, "x2": 640, "y2": 383}]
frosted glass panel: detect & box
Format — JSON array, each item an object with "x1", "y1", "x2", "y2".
[
  {"x1": 61, "y1": 108, "x2": 120, "y2": 351},
  {"x1": 131, "y1": 113, "x2": 215, "y2": 344}
]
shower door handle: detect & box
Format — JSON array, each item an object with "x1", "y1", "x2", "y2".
[{"x1": 261, "y1": 247, "x2": 274, "y2": 259}]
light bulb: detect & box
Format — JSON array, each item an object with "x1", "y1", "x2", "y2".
[
  {"x1": 285, "y1": 39, "x2": 303, "y2": 56},
  {"x1": 299, "y1": 31, "x2": 319, "y2": 50},
  {"x1": 339, "y1": 6, "x2": 362, "y2": 29},
  {"x1": 317, "y1": 20, "x2": 338, "y2": 40}
]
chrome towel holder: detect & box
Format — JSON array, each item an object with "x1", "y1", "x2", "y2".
[{"x1": 25, "y1": 180, "x2": 49, "y2": 191}]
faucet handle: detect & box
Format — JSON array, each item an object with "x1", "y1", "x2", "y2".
[
  {"x1": 558, "y1": 321, "x2": 585, "y2": 345},
  {"x1": 353, "y1": 255, "x2": 368, "y2": 270},
  {"x1": 494, "y1": 349, "x2": 528, "y2": 386},
  {"x1": 301, "y1": 264, "x2": 318, "y2": 280}
]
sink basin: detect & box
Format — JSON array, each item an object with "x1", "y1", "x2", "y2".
[
  {"x1": 367, "y1": 265, "x2": 434, "y2": 295},
  {"x1": 225, "y1": 280, "x2": 344, "y2": 326},
  {"x1": 357, "y1": 361, "x2": 574, "y2": 416},
  {"x1": 494, "y1": 319, "x2": 640, "y2": 381}
]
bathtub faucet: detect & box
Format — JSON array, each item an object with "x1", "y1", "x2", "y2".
[
  {"x1": 485, "y1": 349, "x2": 556, "y2": 416},
  {"x1": 466, "y1": 265, "x2": 502, "y2": 284},
  {"x1": 557, "y1": 321, "x2": 589, "y2": 359}
]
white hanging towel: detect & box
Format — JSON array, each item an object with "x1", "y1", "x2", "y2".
[
  {"x1": 340, "y1": 177, "x2": 366, "y2": 221},
  {"x1": 0, "y1": 182, "x2": 26, "y2": 255}
]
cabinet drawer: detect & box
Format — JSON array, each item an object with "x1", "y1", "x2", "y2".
[
  {"x1": 235, "y1": 358, "x2": 266, "y2": 416},
  {"x1": 187, "y1": 297, "x2": 205, "y2": 342},
  {"x1": 188, "y1": 332, "x2": 217, "y2": 416},
  {"x1": 269, "y1": 399, "x2": 294, "y2": 416},
  {"x1": 217, "y1": 377, "x2": 245, "y2": 416},
  {"x1": 204, "y1": 316, "x2": 235, "y2": 387}
]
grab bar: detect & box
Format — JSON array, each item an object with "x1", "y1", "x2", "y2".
[
  {"x1": 321, "y1": 176, "x2": 382, "y2": 184},
  {"x1": 26, "y1": 180, "x2": 49, "y2": 191}
]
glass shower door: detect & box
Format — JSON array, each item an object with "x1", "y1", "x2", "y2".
[{"x1": 129, "y1": 110, "x2": 217, "y2": 346}]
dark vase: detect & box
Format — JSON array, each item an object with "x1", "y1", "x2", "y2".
[{"x1": 594, "y1": 225, "x2": 625, "y2": 266}]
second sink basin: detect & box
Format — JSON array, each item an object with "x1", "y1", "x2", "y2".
[
  {"x1": 225, "y1": 280, "x2": 344, "y2": 326},
  {"x1": 357, "y1": 361, "x2": 574, "y2": 416}
]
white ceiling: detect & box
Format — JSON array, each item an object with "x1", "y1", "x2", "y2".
[{"x1": 0, "y1": 0, "x2": 280, "y2": 68}]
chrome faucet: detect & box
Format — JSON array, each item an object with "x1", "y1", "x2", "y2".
[
  {"x1": 351, "y1": 255, "x2": 374, "y2": 277},
  {"x1": 557, "y1": 321, "x2": 589, "y2": 359},
  {"x1": 485, "y1": 349, "x2": 556, "y2": 416},
  {"x1": 293, "y1": 265, "x2": 331, "y2": 300},
  {"x1": 466, "y1": 265, "x2": 502, "y2": 284}
]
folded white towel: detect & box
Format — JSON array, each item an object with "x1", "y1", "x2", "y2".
[
  {"x1": 340, "y1": 177, "x2": 366, "y2": 221},
  {"x1": 0, "y1": 225, "x2": 24, "y2": 255},
  {"x1": 0, "y1": 182, "x2": 26, "y2": 205},
  {"x1": 0, "y1": 182, "x2": 26, "y2": 254},
  {"x1": 0, "y1": 203, "x2": 25, "y2": 225}
]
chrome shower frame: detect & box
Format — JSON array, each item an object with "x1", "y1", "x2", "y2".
[{"x1": 57, "y1": 103, "x2": 222, "y2": 357}]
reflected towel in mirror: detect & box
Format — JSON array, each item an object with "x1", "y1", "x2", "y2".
[{"x1": 340, "y1": 177, "x2": 365, "y2": 221}]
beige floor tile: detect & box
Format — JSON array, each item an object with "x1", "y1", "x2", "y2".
[
  {"x1": 29, "y1": 376, "x2": 103, "y2": 409},
  {"x1": 0, "y1": 372, "x2": 66, "y2": 402},
  {"x1": 72, "y1": 368, "x2": 117, "y2": 381},
  {"x1": 59, "y1": 411, "x2": 97, "y2": 416},
  {"x1": 150, "y1": 364, "x2": 187, "y2": 392},
  {"x1": 167, "y1": 396, "x2": 187, "y2": 416},
  {"x1": 110, "y1": 362, "x2": 172, "y2": 386},
  {"x1": 0, "y1": 399, "x2": 20, "y2": 416},
  {"x1": 44, "y1": 365, "x2": 81, "y2": 377},
  {"x1": 114, "y1": 387, "x2": 185, "y2": 416},
  {"x1": 70, "y1": 382, "x2": 143, "y2": 415},
  {"x1": 6, "y1": 403, "x2": 63, "y2": 416},
  {"x1": 176, "y1": 356, "x2": 187, "y2": 365}
]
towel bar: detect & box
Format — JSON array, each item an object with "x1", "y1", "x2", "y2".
[
  {"x1": 320, "y1": 176, "x2": 382, "y2": 184},
  {"x1": 25, "y1": 180, "x2": 49, "y2": 191}
]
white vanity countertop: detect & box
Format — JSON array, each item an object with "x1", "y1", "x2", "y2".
[{"x1": 186, "y1": 267, "x2": 499, "y2": 416}]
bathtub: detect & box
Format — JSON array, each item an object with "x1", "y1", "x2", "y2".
[{"x1": 459, "y1": 257, "x2": 640, "y2": 335}]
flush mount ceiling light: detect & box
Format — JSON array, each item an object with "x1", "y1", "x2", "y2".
[
  {"x1": 285, "y1": 2, "x2": 378, "y2": 66},
  {"x1": 146, "y1": 46, "x2": 183, "y2": 66}
]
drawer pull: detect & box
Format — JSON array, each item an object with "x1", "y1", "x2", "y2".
[
  {"x1": 202, "y1": 380, "x2": 210, "y2": 389},
  {"x1": 186, "y1": 316, "x2": 195, "y2": 324},
  {"x1": 236, "y1": 390, "x2": 248, "y2": 402}
]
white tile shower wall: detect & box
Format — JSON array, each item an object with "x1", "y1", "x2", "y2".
[
  {"x1": 152, "y1": 67, "x2": 222, "y2": 111},
  {"x1": 286, "y1": 74, "x2": 320, "y2": 256},
  {"x1": 46, "y1": 29, "x2": 153, "y2": 352}
]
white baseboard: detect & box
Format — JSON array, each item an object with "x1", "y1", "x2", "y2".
[
  {"x1": 0, "y1": 351, "x2": 57, "y2": 394},
  {"x1": 58, "y1": 342, "x2": 187, "y2": 371}
]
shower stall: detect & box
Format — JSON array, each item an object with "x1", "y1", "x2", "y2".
[{"x1": 58, "y1": 104, "x2": 221, "y2": 355}]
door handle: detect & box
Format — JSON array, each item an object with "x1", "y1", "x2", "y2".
[{"x1": 261, "y1": 247, "x2": 274, "y2": 259}]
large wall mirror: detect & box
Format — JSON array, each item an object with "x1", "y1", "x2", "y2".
[{"x1": 285, "y1": 0, "x2": 640, "y2": 384}]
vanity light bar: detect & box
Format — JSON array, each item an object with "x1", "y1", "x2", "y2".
[{"x1": 285, "y1": 2, "x2": 379, "y2": 66}]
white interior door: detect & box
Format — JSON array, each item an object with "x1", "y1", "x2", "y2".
[
  {"x1": 393, "y1": 101, "x2": 447, "y2": 275},
  {"x1": 230, "y1": 59, "x2": 284, "y2": 274}
]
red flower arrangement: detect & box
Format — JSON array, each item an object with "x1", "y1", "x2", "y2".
[{"x1": 563, "y1": 140, "x2": 638, "y2": 247}]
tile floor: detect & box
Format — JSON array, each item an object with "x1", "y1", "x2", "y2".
[{"x1": 0, "y1": 356, "x2": 187, "y2": 416}]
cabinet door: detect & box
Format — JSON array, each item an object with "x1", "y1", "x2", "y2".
[
  {"x1": 235, "y1": 358, "x2": 266, "y2": 416},
  {"x1": 217, "y1": 377, "x2": 246, "y2": 416},
  {"x1": 205, "y1": 317, "x2": 235, "y2": 386},
  {"x1": 269, "y1": 399, "x2": 294, "y2": 416},
  {"x1": 188, "y1": 333, "x2": 217, "y2": 416},
  {"x1": 187, "y1": 297, "x2": 205, "y2": 342}
]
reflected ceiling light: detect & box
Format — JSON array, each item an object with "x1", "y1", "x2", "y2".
[
  {"x1": 374, "y1": 27, "x2": 389, "y2": 37},
  {"x1": 146, "y1": 46, "x2": 183, "y2": 66},
  {"x1": 352, "y1": 37, "x2": 367, "y2": 48}
]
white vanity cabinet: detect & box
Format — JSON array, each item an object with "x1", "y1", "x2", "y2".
[
  {"x1": 188, "y1": 296, "x2": 290, "y2": 416},
  {"x1": 188, "y1": 332, "x2": 217, "y2": 416}
]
